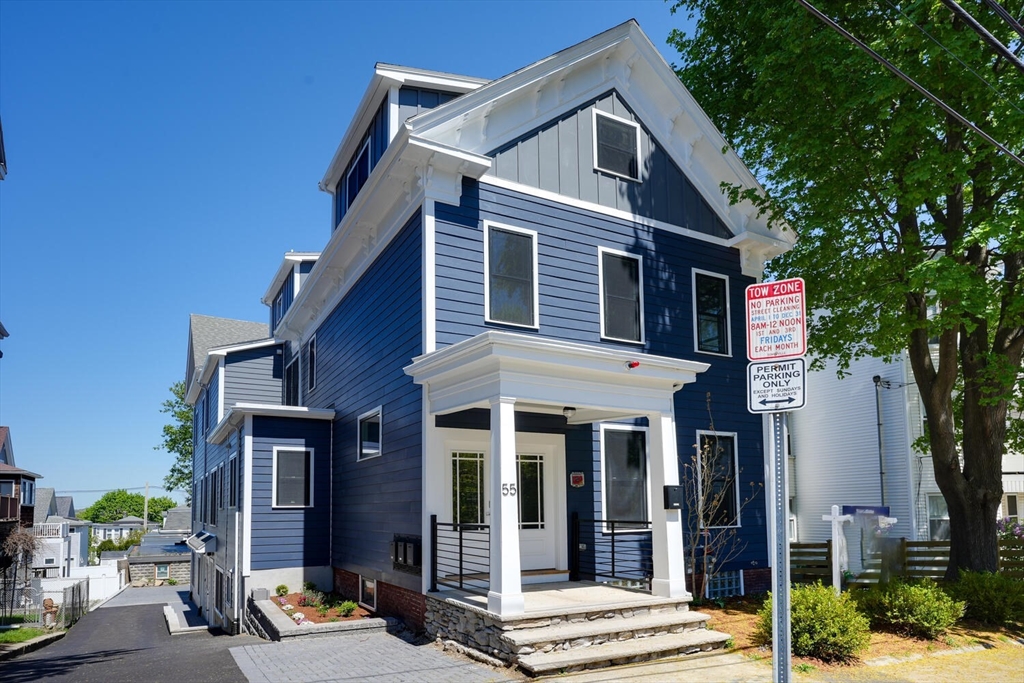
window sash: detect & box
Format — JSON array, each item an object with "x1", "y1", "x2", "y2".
[
  {"x1": 156, "y1": 564, "x2": 169, "y2": 579},
  {"x1": 347, "y1": 140, "x2": 370, "y2": 210},
  {"x1": 452, "y1": 452, "x2": 484, "y2": 525},
  {"x1": 601, "y1": 250, "x2": 642, "y2": 342},
  {"x1": 927, "y1": 494, "x2": 950, "y2": 541},
  {"x1": 487, "y1": 226, "x2": 536, "y2": 327},
  {"x1": 275, "y1": 449, "x2": 312, "y2": 507},
  {"x1": 695, "y1": 273, "x2": 729, "y2": 354},
  {"x1": 700, "y1": 433, "x2": 738, "y2": 527},
  {"x1": 284, "y1": 360, "x2": 299, "y2": 406},
  {"x1": 604, "y1": 429, "x2": 648, "y2": 527},
  {"x1": 594, "y1": 111, "x2": 639, "y2": 180},
  {"x1": 518, "y1": 454, "x2": 545, "y2": 530},
  {"x1": 358, "y1": 409, "x2": 382, "y2": 461}
]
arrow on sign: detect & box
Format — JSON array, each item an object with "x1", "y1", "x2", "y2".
[{"x1": 759, "y1": 397, "x2": 796, "y2": 406}]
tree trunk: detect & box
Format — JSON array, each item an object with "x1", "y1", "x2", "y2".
[{"x1": 944, "y1": 481, "x2": 1001, "y2": 579}]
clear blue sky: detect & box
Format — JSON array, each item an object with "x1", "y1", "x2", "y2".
[{"x1": 0, "y1": 0, "x2": 696, "y2": 509}]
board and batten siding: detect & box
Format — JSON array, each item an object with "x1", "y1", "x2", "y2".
[
  {"x1": 224, "y1": 345, "x2": 283, "y2": 408},
  {"x1": 270, "y1": 276, "x2": 295, "y2": 331},
  {"x1": 488, "y1": 90, "x2": 731, "y2": 240},
  {"x1": 333, "y1": 98, "x2": 390, "y2": 230},
  {"x1": 397, "y1": 86, "x2": 459, "y2": 126},
  {"x1": 302, "y1": 211, "x2": 423, "y2": 592},
  {"x1": 249, "y1": 416, "x2": 332, "y2": 571},
  {"x1": 433, "y1": 180, "x2": 766, "y2": 571}
]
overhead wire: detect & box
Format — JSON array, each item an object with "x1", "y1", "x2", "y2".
[
  {"x1": 981, "y1": 0, "x2": 1024, "y2": 40},
  {"x1": 940, "y1": 0, "x2": 1024, "y2": 75}
]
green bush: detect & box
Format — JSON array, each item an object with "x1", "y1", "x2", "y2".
[
  {"x1": 754, "y1": 583, "x2": 869, "y2": 662},
  {"x1": 275, "y1": 584, "x2": 289, "y2": 597},
  {"x1": 945, "y1": 570, "x2": 1024, "y2": 627},
  {"x1": 303, "y1": 581, "x2": 317, "y2": 592},
  {"x1": 855, "y1": 579, "x2": 963, "y2": 639},
  {"x1": 338, "y1": 600, "x2": 358, "y2": 617},
  {"x1": 166, "y1": 578, "x2": 178, "y2": 586}
]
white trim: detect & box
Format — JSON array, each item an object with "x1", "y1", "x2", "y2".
[
  {"x1": 358, "y1": 575, "x2": 377, "y2": 611},
  {"x1": 597, "y1": 246, "x2": 645, "y2": 345},
  {"x1": 696, "y1": 429, "x2": 741, "y2": 529},
  {"x1": 483, "y1": 221, "x2": 540, "y2": 330},
  {"x1": 423, "y1": 198, "x2": 437, "y2": 354},
  {"x1": 345, "y1": 138, "x2": 372, "y2": 210},
  {"x1": 388, "y1": 85, "x2": 400, "y2": 143},
  {"x1": 271, "y1": 446, "x2": 315, "y2": 509},
  {"x1": 307, "y1": 334, "x2": 317, "y2": 393},
  {"x1": 243, "y1": 415, "x2": 253, "y2": 576},
  {"x1": 599, "y1": 423, "x2": 652, "y2": 533},
  {"x1": 217, "y1": 358, "x2": 225, "y2": 423},
  {"x1": 691, "y1": 268, "x2": 732, "y2": 357},
  {"x1": 209, "y1": 403, "x2": 336, "y2": 444},
  {"x1": 357, "y1": 406, "x2": 383, "y2": 462},
  {"x1": 261, "y1": 252, "x2": 321, "y2": 306},
  {"x1": 592, "y1": 109, "x2": 642, "y2": 182}
]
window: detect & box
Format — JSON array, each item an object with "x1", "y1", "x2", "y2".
[
  {"x1": 1003, "y1": 494, "x2": 1019, "y2": 522},
  {"x1": 44, "y1": 557, "x2": 55, "y2": 565},
  {"x1": 518, "y1": 454, "x2": 545, "y2": 530},
  {"x1": 485, "y1": 222, "x2": 538, "y2": 328},
  {"x1": 156, "y1": 564, "x2": 169, "y2": 580},
  {"x1": 273, "y1": 292, "x2": 284, "y2": 328},
  {"x1": 358, "y1": 408, "x2": 382, "y2": 461},
  {"x1": 274, "y1": 448, "x2": 313, "y2": 508},
  {"x1": 693, "y1": 270, "x2": 731, "y2": 355},
  {"x1": 0, "y1": 480, "x2": 14, "y2": 496},
  {"x1": 928, "y1": 494, "x2": 950, "y2": 541},
  {"x1": 21, "y1": 480, "x2": 34, "y2": 505},
  {"x1": 599, "y1": 248, "x2": 644, "y2": 343},
  {"x1": 307, "y1": 335, "x2": 317, "y2": 392},
  {"x1": 284, "y1": 359, "x2": 299, "y2": 406},
  {"x1": 698, "y1": 432, "x2": 739, "y2": 527},
  {"x1": 593, "y1": 110, "x2": 640, "y2": 181},
  {"x1": 347, "y1": 139, "x2": 371, "y2": 210},
  {"x1": 600, "y1": 426, "x2": 649, "y2": 530},
  {"x1": 209, "y1": 471, "x2": 218, "y2": 526},
  {"x1": 452, "y1": 452, "x2": 484, "y2": 525},
  {"x1": 359, "y1": 575, "x2": 376, "y2": 611},
  {"x1": 229, "y1": 456, "x2": 238, "y2": 508}
]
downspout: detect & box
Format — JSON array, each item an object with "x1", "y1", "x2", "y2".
[{"x1": 872, "y1": 376, "x2": 886, "y2": 506}]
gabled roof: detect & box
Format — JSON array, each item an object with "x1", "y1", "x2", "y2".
[
  {"x1": 34, "y1": 487, "x2": 57, "y2": 524},
  {"x1": 0, "y1": 426, "x2": 11, "y2": 465},
  {"x1": 185, "y1": 314, "x2": 269, "y2": 399},
  {"x1": 114, "y1": 515, "x2": 145, "y2": 524},
  {"x1": 55, "y1": 496, "x2": 75, "y2": 519},
  {"x1": 0, "y1": 462, "x2": 41, "y2": 479},
  {"x1": 261, "y1": 252, "x2": 321, "y2": 305}
]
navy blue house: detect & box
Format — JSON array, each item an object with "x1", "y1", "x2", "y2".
[{"x1": 184, "y1": 21, "x2": 792, "y2": 642}]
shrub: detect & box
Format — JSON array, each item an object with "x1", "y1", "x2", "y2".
[
  {"x1": 753, "y1": 583, "x2": 869, "y2": 662},
  {"x1": 316, "y1": 603, "x2": 329, "y2": 617},
  {"x1": 298, "y1": 589, "x2": 325, "y2": 608},
  {"x1": 166, "y1": 578, "x2": 178, "y2": 586},
  {"x1": 338, "y1": 600, "x2": 358, "y2": 617},
  {"x1": 945, "y1": 570, "x2": 1024, "y2": 627},
  {"x1": 275, "y1": 584, "x2": 289, "y2": 597},
  {"x1": 855, "y1": 579, "x2": 963, "y2": 639},
  {"x1": 303, "y1": 581, "x2": 317, "y2": 592}
]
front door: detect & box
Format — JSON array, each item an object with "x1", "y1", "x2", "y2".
[{"x1": 446, "y1": 430, "x2": 565, "y2": 573}]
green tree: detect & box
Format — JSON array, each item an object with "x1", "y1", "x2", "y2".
[
  {"x1": 78, "y1": 490, "x2": 177, "y2": 524},
  {"x1": 669, "y1": 1, "x2": 1022, "y2": 576},
  {"x1": 157, "y1": 380, "x2": 193, "y2": 504}
]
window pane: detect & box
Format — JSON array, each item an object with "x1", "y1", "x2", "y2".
[
  {"x1": 928, "y1": 495, "x2": 949, "y2": 541},
  {"x1": 347, "y1": 143, "x2": 370, "y2": 209},
  {"x1": 605, "y1": 430, "x2": 647, "y2": 525},
  {"x1": 518, "y1": 454, "x2": 544, "y2": 529},
  {"x1": 701, "y1": 434, "x2": 737, "y2": 526},
  {"x1": 602, "y1": 252, "x2": 641, "y2": 341},
  {"x1": 596, "y1": 115, "x2": 638, "y2": 179},
  {"x1": 276, "y1": 450, "x2": 311, "y2": 506},
  {"x1": 696, "y1": 274, "x2": 728, "y2": 353},
  {"x1": 1007, "y1": 496, "x2": 1018, "y2": 518},
  {"x1": 307, "y1": 337, "x2": 316, "y2": 391},
  {"x1": 489, "y1": 228, "x2": 535, "y2": 326},
  {"x1": 453, "y1": 453, "x2": 484, "y2": 525},
  {"x1": 359, "y1": 412, "x2": 381, "y2": 459}
]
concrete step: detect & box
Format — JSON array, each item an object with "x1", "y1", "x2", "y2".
[
  {"x1": 503, "y1": 609, "x2": 710, "y2": 653},
  {"x1": 517, "y1": 628, "x2": 731, "y2": 675}
]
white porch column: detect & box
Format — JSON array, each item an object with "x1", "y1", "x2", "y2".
[
  {"x1": 648, "y1": 409, "x2": 689, "y2": 598},
  {"x1": 488, "y1": 396, "x2": 524, "y2": 614}
]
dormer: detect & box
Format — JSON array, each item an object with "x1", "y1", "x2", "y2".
[
  {"x1": 263, "y1": 252, "x2": 321, "y2": 335},
  {"x1": 319, "y1": 64, "x2": 488, "y2": 232}
]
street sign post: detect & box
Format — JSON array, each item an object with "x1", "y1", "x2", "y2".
[{"x1": 747, "y1": 358, "x2": 806, "y2": 413}]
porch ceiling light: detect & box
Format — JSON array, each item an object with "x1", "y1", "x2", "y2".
[{"x1": 562, "y1": 406, "x2": 576, "y2": 419}]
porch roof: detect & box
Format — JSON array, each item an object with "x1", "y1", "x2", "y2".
[{"x1": 404, "y1": 331, "x2": 709, "y2": 423}]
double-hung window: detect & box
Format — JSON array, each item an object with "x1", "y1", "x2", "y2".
[
  {"x1": 698, "y1": 431, "x2": 739, "y2": 527},
  {"x1": 358, "y1": 408, "x2": 382, "y2": 461},
  {"x1": 274, "y1": 448, "x2": 313, "y2": 508},
  {"x1": 928, "y1": 494, "x2": 950, "y2": 540},
  {"x1": 485, "y1": 222, "x2": 538, "y2": 328},
  {"x1": 599, "y1": 248, "x2": 644, "y2": 343},
  {"x1": 593, "y1": 110, "x2": 641, "y2": 181},
  {"x1": 693, "y1": 270, "x2": 731, "y2": 355},
  {"x1": 600, "y1": 426, "x2": 649, "y2": 530}
]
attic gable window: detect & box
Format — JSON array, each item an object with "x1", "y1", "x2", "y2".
[
  {"x1": 346, "y1": 139, "x2": 371, "y2": 210},
  {"x1": 593, "y1": 110, "x2": 640, "y2": 181}
]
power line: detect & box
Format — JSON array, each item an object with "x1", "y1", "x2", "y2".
[
  {"x1": 981, "y1": 0, "x2": 1024, "y2": 40},
  {"x1": 940, "y1": 0, "x2": 1024, "y2": 75},
  {"x1": 55, "y1": 485, "x2": 174, "y2": 495},
  {"x1": 797, "y1": 0, "x2": 1024, "y2": 170}
]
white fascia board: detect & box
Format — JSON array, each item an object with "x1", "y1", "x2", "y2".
[
  {"x1": 188, "y1": 339, "x2": 280, "y2": 405},
  {"x1": 261, "y1": 253, "x2": 321, "y2": 305},
  {"x1": 374, "y1": 63, "x2": 489, "y2": 91},
  {"x1": 208, "y1": 403, "x2": 336, "y2": 444}
]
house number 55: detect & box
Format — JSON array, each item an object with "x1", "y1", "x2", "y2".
[{"x1": 502, "y1": 483, "x2": 517, "y2": 496}]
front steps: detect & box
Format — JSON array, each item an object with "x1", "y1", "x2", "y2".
[{"x1": 426, "y1": 583, "x2": 730, "y2": 675}]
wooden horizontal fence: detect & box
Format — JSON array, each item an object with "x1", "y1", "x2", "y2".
[{"x1": 790, "y1": 541, "x2": 831, "y2": 584}]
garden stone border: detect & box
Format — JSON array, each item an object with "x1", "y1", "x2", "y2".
[{"x1": 247, "y1": 596, "x2": 392, "y2": 641}]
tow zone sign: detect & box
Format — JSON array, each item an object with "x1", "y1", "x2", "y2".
[{"x1": 745, "y1": 278, "x2": 806, "y2": 361}]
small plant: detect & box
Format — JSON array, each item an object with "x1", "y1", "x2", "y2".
[
  {"x1": 303, "y1": 581, "x2": 317, "y2": 592},
  {"x1": 316, "y1": 603, "x2": 329, "y2": 617},
  {"x1": 724, "y1": 637, "x2": 735, "y2": 649},
  {"x1": 298, "y1": 589, "x2": 325, "y2": 608},
  {"x1": 166, "y1": 578, "x2": 178, "y2": 586},
  {"x1": 944, "y1": 570, "x2": 1024, "y2": 627},
  {"x1": 855, "y1": 579, "x2": 964, "y2": 639},
  {"x1": 329, "y1": 617, "x2": 339, "y2": 622},
  {"x1": 753, "y1": 583, "x2": 869, "y2": 662},
  {"x1": 794, "y1": 663, "x2": 816, "y2": 673},
  {"x1": 338, "y1": 600, "x2": 358, "y2": 617},
  {"x1": 275, "y1": 584, "x2": 289, "y2": 597}
]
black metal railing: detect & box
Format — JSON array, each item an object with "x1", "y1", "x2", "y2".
[
  {"x1": 430, "y1": 514, "x2": 490, "y2": 596},
  {"x1": 570, "y1": 512, "x2": 653, "y2": 589}
]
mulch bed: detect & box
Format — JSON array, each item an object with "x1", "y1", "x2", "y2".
[{"x1": 273, "y1": 593, "x2": 374, "y2": 625}]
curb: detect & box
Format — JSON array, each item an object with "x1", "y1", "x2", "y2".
[{"x1": 0, "y1": 630, "x2": 67, "y2": 662}]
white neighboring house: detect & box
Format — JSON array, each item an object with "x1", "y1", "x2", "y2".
[
  {"x1": 1001, "y1": 450, "x2": 1023, "y2": 523},
  {"x1": 31, "y1": 488, "x2": 90, "y2": 578},
  {"x1": 91, "y1": 516, "x2": 146, "y2": 546}
]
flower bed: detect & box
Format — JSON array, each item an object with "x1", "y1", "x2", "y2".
[{"x1": 274, "y1": 592, "x2": 373, "y2": 625}]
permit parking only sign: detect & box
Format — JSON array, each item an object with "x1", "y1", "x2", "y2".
[
  {"x1": 746, "y1": 278, "x2": 806, "y2": 361},
  {"x1": 747, "y1": 358, "x2": 806, "y2": 413}
]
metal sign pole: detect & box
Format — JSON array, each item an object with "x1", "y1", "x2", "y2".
[{"x1": 771, "y1": 411, "x2": 791, "y2": 683}]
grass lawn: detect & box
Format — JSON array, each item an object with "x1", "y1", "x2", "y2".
[{"x1": 0, "y1": 627, "x2": 50, "y2": 644}]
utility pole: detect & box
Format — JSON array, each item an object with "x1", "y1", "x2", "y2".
[{"x1": 143, "y1": 482, "x2": 150, "y2": 533}]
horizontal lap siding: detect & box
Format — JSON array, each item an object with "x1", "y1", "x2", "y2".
[
  {"x1": 303, "y1": 212, "x2": 423, "y2": 591},
  {"x1": 435, "y1": 181, "x2": 766, "y2": 570},
  {"x1": 224, "y1": 346, "x2": 283, "y2": 407},
  {"x1": 488, "y1": 90, "x2": 731, "y2": 239},
  {"x1": 250, "y1": 416, "x2": 332, "y2": 570}
]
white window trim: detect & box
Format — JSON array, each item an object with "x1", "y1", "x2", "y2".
[
  {"x1": 598, "y1": 423, "x2": 652, "y2": 534},
  {"x1": 274, "y1": 292, "x2": 284, "y2": 327},
  {"x1": 358, "y1": 575, "x2": 377, "y2": 611},
  {"x1": 155, "y1": 563, "x2": 170, "y2": 580},
  {"x1": 346, "y1": 138, "x2": 371, "y2": 209},
  {"x1": 483, "y1": 221, "x2": 540, "y2": 330},
  {"x1": 696, "y1": 430, "x2": 741, "y2": 529},
  {"x1": 307, "y1": 334, "x2": 317, "y2": 393},
  {"x1": 357, "y1": 406, "x2": 383, "y2": 462},
  {"x1": 271, "y1": 446, "x2": 315, "y2": 509},
  {"x1": 691, "y1": 268, "x2": 732, "y2": 357},
  {"x1": 597, "y1": 246, "x2": 645, "y2": 344},
  {"x1": 592, "y1": 109, "x2": 642, "y2": 182}
]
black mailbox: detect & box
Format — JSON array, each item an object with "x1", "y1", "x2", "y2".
[{"x1": 663, "y1": 485, "x2": 684, "y2": 510}]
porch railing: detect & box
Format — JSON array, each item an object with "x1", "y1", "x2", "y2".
[
  {"x1": 570, "y1": 513, "x2": 653, "y2": 590},
  {"x1": 429, "y1": 515, "x2": 490, "y2": 597}
]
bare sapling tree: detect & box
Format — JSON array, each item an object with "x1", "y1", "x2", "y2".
[{"x1": 1, "y1": 526, "x2": 40, "y2": 621}]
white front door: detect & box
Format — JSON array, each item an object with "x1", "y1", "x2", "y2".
[{"x1": 445, "y1": 429, "x2": 565, "y2": 572}]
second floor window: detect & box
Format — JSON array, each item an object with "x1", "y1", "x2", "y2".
[
  {"x1": 694, "y1": 271, "x2": 730, "y2": 355},
  {"x1": 347, "y1": 139, "x2": 370, "y2": 210},
  {"x1": 599, "y1": 248, "x2": 643, "y2": 343},
  {"x1": 284, "y1": 359, "x2": 299, "y2": 406},
  {"x1": 485, "y1": 223, "x2": 538, "y2": 328},
  {"x1": 274, "y1": 448, "x2": 313, "y2": 507}
]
